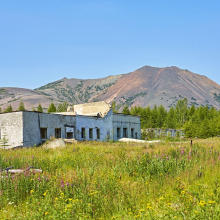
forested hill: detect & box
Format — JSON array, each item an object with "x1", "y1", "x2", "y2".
[{"x1": 1, "y1": 65, "x2": 220, "y2": 111}]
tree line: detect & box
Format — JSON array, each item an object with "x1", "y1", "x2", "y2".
[
  {"x1": 0, "y1": 101, "x2": 70, "y2": 113},
  {"x1": 2, "y1": 99, "x2": 220, "y2": 139},
  {"x1": 113, "y1": 99, "x2": 220, "y2": 139}
]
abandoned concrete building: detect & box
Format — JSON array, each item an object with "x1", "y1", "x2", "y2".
[{"x1": 0, "y1": 101, "x2": 141, "y2": 148}]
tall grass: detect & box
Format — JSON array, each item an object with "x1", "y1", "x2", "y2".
[{"x1": 0, "y1": 139, "x2": 220, "y2": 219}]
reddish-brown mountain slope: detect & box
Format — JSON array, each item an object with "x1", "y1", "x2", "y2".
[{"x1": 1, "y1": 65, "x2": 220, "y2": 111}]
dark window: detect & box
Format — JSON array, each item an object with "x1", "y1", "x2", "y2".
[
  {"x1": 67, "y1": 132, "x2": 73, "y2": 139},
  {"x1": 81, "y1": 128, "x2": 85, "y2": 139},
  {"x1": 55, "y1": 128, "x2": 61, "y2": 138},
  {"x1": 131, "y1": 128, "x2": 134, "y2": 138},
  {"x1": 89, "y1": 128, "x2": 93, "y2": 139},
  {"x1": 40, "y1": 128, "x2": 47, "y2": 139},
  {"x1": 117, "y1": 128, "x2": 120, "y2": 138},
  {"x1": 96, "y1": 128, "x2": 100, "y2": 139},
  {"x1": 123, "y1": 128, "x2": 127, "y2": 138},
  {"x1": 135, "y1": 132, "x2": 137, "y2": 139}
]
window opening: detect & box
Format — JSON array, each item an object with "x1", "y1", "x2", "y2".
[
  {"x1": 96, "y1": 128, "x2": 100, "y2": 139},
  {"x1": 123, "y1": 128, "x2": 127, "y2": 138},
  {"x1": 81, "y1": 128, "x2": 86, "y2": 139},
  {"x1": 40, "y1": 128, "x2": 47, "y2": 139},
  {"x1": 117, "y1": 128, "x2": 120, "y2": 139},
  {"x1": 55, "y1": 128, "x2": 61, "y2": 138},
  {"x1": 89, "y1": 128, "x2": 93, "y2": 139},
  {"x1": 131, "y1": 128, "x2": 134, "y2": 138}
]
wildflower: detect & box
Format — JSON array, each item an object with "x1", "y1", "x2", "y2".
[
  {"x1": 38, "y1": 177, "x2": 41, "y2": 181},
  {"x1": 181, "y1": 191, "x2": 185, "y2": 194},
  {"x1": 181, "y1": 150, "x2": 184, "y2": 154},
  {"x1": 66, "y1": 182, "x2": 69, "y2": 186},
  {"x1": 159, "y1": 197, "x2": 165, "y2": 201},
  {"x1": 199, "y1": 201, "x2": 206, "y2": 207},
  {"x1": 208, "y1": 201, "x2": 216, "y2": 204},
  {"x1": 55, "y1": 198, "x2": 58, "y2": 201},
  {"x1": 30, "y1": 190, "x2": 34, "y2": 194},
  {"x1": 61, "y1": 184, "x2": 64, "y2": 188},
  {"x1": 43, "y1": 191, "x2": 47, "y2": 197}
]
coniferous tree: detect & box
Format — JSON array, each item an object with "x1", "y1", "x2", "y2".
[
  {"x1": 199, "y1": 118, "x2": 211, "y2": 138},
  {"x1": 4, "y1": 105, "x2": 13, "y2": 113},
  {"x1": 188, "y1": 104, "x2": 196, "y2": 120},
  {"x1": 151, "y1": 105, "x2": 158, "y2": 128},
  {"x1": 175, "y1": 98, "x2": 188, "y2": 127},
  {"x1": 209, "y1": 106, "x2": 217, "y2": 120},
  {"x1": 0, "y1": 134, "x2": 9, "y2": 149},
  {"x1": 143, "y1": 106, "x2": 151, "y2": 128},
  {"x1": 156, "y1": 105, "x2": 167, "y2": 128},
  {"x1": 183, "y1": 119, "x2": 194, "y2": 138},
  {"x1": 17, "y1": 100, "x2": 26, "y2": 111},
  {"x1": 122, "y1": 105, "x2": 130, "y2": 114},
  {"x1": 111, "y1": 101, "x2": 118, "y2": 113},
  {"x1": 48, "y1": 102, "x2": 56, "y2": 113},
  {"x1": 166, "y1": 106, "x2": 176, "y2": 129},
  {"x1": 57, "y1": 101, "x2": 70, "y2": 112},
  {"x1": 37, "y1": 103, "x2": 43, "y2": 112},
  {"x1": 0, "y1": 107, "x2": 2, "y2": 113}
]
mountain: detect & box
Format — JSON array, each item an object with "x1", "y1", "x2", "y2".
[{"x1": 1, "y1": 66, "x2": 220, "y2": 111}]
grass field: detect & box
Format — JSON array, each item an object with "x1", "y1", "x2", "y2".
[{"x1": 0, "y1": 138, "x2": 220, "y2": 219}]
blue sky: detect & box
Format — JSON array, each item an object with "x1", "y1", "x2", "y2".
[{"x1": 0, "y1": 0, "x2": 220, "y2": 89}]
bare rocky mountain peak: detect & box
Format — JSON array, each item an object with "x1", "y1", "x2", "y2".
[{"x1": 1, "y1": 65, "x2": 220, "y2": 111}]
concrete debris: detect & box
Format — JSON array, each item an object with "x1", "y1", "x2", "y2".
[
  {"x1": 43, "y1": 138, "x2": 66, "y2": 149},
  {"x1": 63, "y1": 138, "x2": 77, "y2": 144},
  {"x1": 1, "y1": 166, "x2": 43, "y2": 176},
  {"x1": 119, "y1": 138, "x2": 161, "y2": 144}
]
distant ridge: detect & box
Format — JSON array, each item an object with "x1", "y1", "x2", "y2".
[{"x1": 1, "y1": 65, "x2": 220, "y2": 111}]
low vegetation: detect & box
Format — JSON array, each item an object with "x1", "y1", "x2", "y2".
[{"x1": 1, "y1": 139, "x2": 220, "y2": 219}]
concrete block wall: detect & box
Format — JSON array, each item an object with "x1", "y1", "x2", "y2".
[
  {"x1": 23, "y1": 112, "x2": 76, "y2": 147},
  {"x1": 76, "y1": 110, "x2": 113, "y2": 141},
  {"x1": 113, "y1": 113, "x2": 141, "y2": 141},
  {"x1": 0, "y1": 112, "x2": 23, "y2": 148}
]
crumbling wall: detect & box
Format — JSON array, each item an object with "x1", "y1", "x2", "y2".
[{"x1": 74, "y1": 101, "x2": 111, "y2": 117}]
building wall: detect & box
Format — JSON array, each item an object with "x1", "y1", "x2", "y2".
[
  {"x1": 23, "y1": 112, "x2": 76, "y2": 147},
  {"x1": 76, "y1": 109, "x2": 113, "y2": 141},
  {"x1": 0, "y1": 112, "x2": 23, "y2": 148},
  {"x1": 113, "y1": 113, "x2": 141, "y2": 141}
]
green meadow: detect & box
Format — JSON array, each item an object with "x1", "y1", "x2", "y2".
[{"x1": 0, "y1": 139, "x2": 220, "y2": 219}]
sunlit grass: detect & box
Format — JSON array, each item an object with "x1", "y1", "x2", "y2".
[{"x1": 0, "y1": 138, "x2": 220, "y2": 219}]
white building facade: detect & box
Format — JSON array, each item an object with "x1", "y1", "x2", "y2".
[{"x1": 0, "y1": 102, "x2": 141, "y2": 148}]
